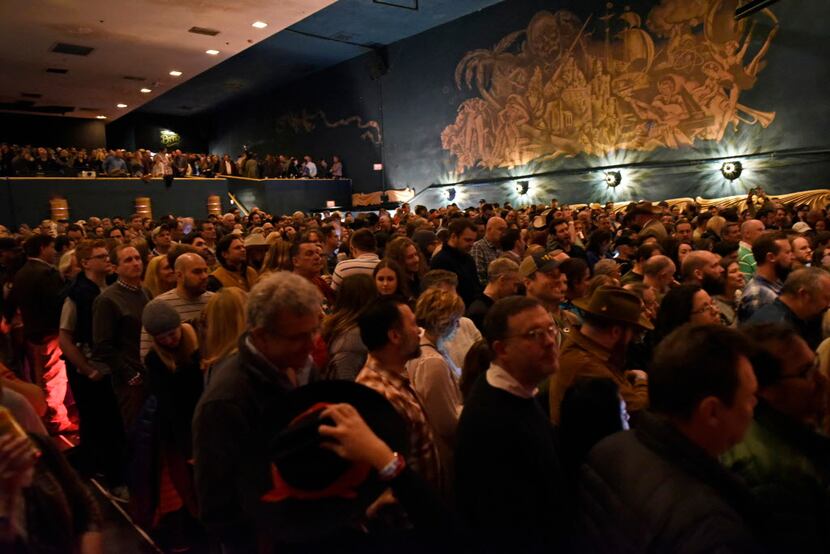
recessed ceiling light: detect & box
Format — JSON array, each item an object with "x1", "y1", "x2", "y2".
[
  {"x1": 206, "y1": 49, "x2": 220, "y2": 55},
  {"x1": 252, "y1": 21, "x2": 268, "y2": 29},
  {"x1": 96, "y1": 115, "x2": 107, "y2": 119},
  {"x1": 169, "y1": 70, "x2": 182, "y2": 77},
  {"x1": 140, "y1": 88, "x2": 152, "y2": 93},
  {"x1": 116, "y1": 103, "x2": 127, "y2": 108}
]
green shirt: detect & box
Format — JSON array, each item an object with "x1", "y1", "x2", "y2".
[{"x1": 737, "y1": 243, "x2": 756, "y2": 281}]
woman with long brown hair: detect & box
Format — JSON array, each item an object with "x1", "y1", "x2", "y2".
[
  {"x1": 259, "y1": 239, "x2": 293, "y2": 278},
  {"x1": 385, "y1": 236, "x2": 426, "y2": 297},
  {"x1": 320, "y1": 274, "x2": 377, "y2": 381}
]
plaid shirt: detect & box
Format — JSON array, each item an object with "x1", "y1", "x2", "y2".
[
  {"x1": 470, "y1": 238, "x2": 501, "y2": 284},
  {"x1": 738, "y1": 274, "x2": 782, "y2": 323},
  {"x1": 356, "y1": 355, "x2": 441, "y2": 489}
]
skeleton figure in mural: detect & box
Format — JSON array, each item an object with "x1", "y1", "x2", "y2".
[{"x1": 441, "y1": 0, "x2": 779, "y2": 174}]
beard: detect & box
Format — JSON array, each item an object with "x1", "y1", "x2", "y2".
[
  {"x1": 406, "y1": 343, "x2": 422, "y2": 361},
  {"x1": 774, "y1": 261, "x2": 792, "y2": 282},
  {"x1": 701, "y1": 273, "x2": 726, "y2": 296}
]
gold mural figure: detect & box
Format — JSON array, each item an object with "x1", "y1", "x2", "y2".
[
  {"x1": 277, "y1": 109, "x2": 382, "y2": 144},
  {"x1": 441, "y1": 0, "x2": 779, "y2": 173}
]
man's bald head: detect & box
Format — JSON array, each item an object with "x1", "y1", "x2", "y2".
[
  {"x1": 175, "y1": 252, "x2": 205, "y2": 272},
  {"x1": 741, "y1": 219, "x2": 765, "y2": 244},
  {"x1": 176, "y1": 252, "x2": 210, "y2": 297},
  {"x1": 681, "y1": 250, "x2": 723, "y2": 285},
  {"x1": 643, "y1": 255, "x2": 675, "y2": 277},
  {"x1": 485, "y1": 216, "x2": 507, "y2": 242}
]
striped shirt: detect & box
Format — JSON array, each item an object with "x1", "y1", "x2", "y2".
[
  {"x1": 331, "y1": 253, "x2": 380, "y2": 291},
  {"x1": 140, "y1": 288, "x2": 214, "y2": 359},
  {"x1": 737, "y1": 242, "x2": 757, "y2": 281}
]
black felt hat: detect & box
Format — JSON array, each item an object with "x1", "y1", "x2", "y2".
[{"x1": 258, "y1": 380, "x2": 408, "y2": 543}]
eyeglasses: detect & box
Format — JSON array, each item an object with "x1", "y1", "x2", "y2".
[
  {"x1": 87, "y1": 254, "x2": 109, "y2": 261},
  {"x1": 505, "y1": 325, "x2": 558, "y2": 342},
  {"x1": 690, "y1": 302, "x2": 720, "y2": 315},
  {"x1": 779, "y1": 357, "x2": 820, "y2": 381}
]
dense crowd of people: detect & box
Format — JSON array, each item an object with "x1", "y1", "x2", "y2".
[
  {"x1": 0, "y1": 143, "x2": 345, "y2": 179},
  {"x1": 2, "y1": 186, "x2": 830, "y2": 553}
]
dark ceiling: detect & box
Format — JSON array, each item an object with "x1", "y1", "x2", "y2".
[{"x1": 138, "y1": 0, "x2": 504, "y2": 116}]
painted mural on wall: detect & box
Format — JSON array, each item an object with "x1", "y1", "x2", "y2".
[
  {"x1": 276, "y1": 109, "x2": 382, "y2": 144},
  {"x1": 441, "y1": 0, "x2": 778, "y2": 173}
]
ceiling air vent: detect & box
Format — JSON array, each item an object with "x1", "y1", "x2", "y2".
[
  {"x1": 78, "y1": 107, "x2": 101, "y2": 112},
  {"x1": 20, "y1": 92, "x2": 42, "y2": 99},
  {"x1": 123, "y1": 75, "x2": 146, "y2": 81},
  {"x1": 188, "y1": 26, "x2": 220, "y2": 36},
  {"x1": 50, "y1": 42, "x2": 94, "y2": 56},
  {"x1": 46, "y1": 67, "x2": 68, "y2": 74}
]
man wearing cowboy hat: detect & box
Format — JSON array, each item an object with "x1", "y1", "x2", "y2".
[
  {"x1": 631, "y1": 202, "x2": 668, "y2": 241},
  {"x1": 549, "y1": 286, "x2": 652, "y2": 424}
]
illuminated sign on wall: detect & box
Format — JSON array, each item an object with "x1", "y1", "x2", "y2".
[{"x1": 160, "y1": 129, "x2": 181, "y2": 147}]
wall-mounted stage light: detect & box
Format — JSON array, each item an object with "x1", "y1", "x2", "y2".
[
  {"x1": 516, "y1": 180, "x2": 529, "y2": 195},
  {"x1": 604, "y1": 171, "x2": 622, "y2": 188},
  {"x1": 721, "y1": 161, "x2": 743, "y2": 181},
  {"x1": 446, "y1": 188, "x2": 456, "y2": 202}
]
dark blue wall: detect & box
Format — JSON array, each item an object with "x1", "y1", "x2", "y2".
[
  {"x1": 208, "y1": 55, "x2": 382, "y2": 194},
  {"x1": 0, "y1": 177, "x2": 353, "y2": 227},
  {"x1": 0, "y1": 113, "x2": 106, "y2": 150},
  {"x1": 197, "y1": 0, "x2": 830, "y2": 206},
  {"x1": 106, "y1": 112, "x2": 210, "y2": 152}
]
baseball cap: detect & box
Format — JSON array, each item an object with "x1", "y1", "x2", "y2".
[
  {"x1": 792, "y1": 221, "x2": 811, "y2": 234},
  {"x1": 519, "y1": 252, "x2": 561, "y2": 279}
]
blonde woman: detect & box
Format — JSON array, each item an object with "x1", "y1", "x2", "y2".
[
  {"x1": 58, "y1": 249, "x2": 80, "y2": 281},
  {"x1": 705, "y1": 215, "x2": 727, "y2": 240},
  {"x1": 407, "y1": 287, "x2": 465, "y2": 494},
  {"x1": 201, "y1": 287, "x2": 248, "y2": 379},
  {"x1": 143, "y1": 254, "x2": 176, "y2": 298}
]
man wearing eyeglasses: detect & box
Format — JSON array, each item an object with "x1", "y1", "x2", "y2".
[
  {"x1": 455, "y1": 296, "x2": 569, "y2": 553},
  {"x1": 723, "y1": 323, "x2": 830, "y2": 553},
  {"x1": 745, "y1": 267, "x2": 830, "y2": 349},
  {"x1": 59, "y1": 239, "x2": 124, "y2": 488},
  {"x1": 549, "y1": 286, "x2": 653, "y2": 425},
  {"x1": 193, "y1": 272, "x2": 322, "y2": 553}
]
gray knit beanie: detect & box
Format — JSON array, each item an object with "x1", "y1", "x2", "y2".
[{"x1": 142, "y1": 299, "x2": 181, "y2": 336}]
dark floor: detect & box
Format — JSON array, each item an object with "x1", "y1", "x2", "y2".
[
  {"x1": 60, "y1": 435, "x2": 208, "y2": 554},
  {"x1": 89, "y1": 479, "x2": 162, "y2": 554}
]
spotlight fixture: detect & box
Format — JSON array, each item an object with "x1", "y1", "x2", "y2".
[
  {"x1": 604, "y1": 171, "x2": 622, "y2": 188},
  {"x1": 252, "y1": 21, "x2": 268, "y2": 29},
  {"x1": 446, "y1": 188, "x2": 456, "y2": 202},
  {"x1": 169, "y1": 70, "x2": 182, "y2": 77},
  {"x1": 140, "y1": 88, "x2": 152, "y2": 93},
  {"x1": 96, "y1": 115, "x2": 107, "y2": 119},
  {"x1": 205, "y1": 49, "x2": 220, "y2": 55},
  {"x1": 721, "y1": 160, "x2": 743, "y2": 181},
  {"x1": 516, "y1": 180, "x2": 529, "y2": 195},
  {"x1": 116, "y1": 103, "x2": 127, "y2": 108}
]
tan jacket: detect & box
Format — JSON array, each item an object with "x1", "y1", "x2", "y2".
[
  {"x1": 210, "y1": 266, "x2": 258, "y2": 292},
  {"x1": 549, "y1": 326, "x2": 648, "y2": 424}
]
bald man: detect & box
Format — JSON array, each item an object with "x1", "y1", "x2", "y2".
[
  {"x1": 739, "y1": 219, "x2": 765, "y2": 280},
  {"x1": 140, "y1": 252, "x2": 214, "y2": 357},
  {"x1": 471, "y1": 216, "x2": 507, "y2": 284},
  {"x1": 642, "y1": 255, "x2": 676, "y2": 297},
  {"x1": 682, "y1": 250, "x2": 725, "y2": 295}
]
